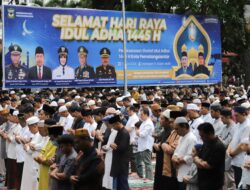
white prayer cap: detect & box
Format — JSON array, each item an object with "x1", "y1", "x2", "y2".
[
  {"x1": 50, "y1": 101, "x2": 58, "y2": 107},
  {"x1": 209, "y1": 95, "x2": 215, "y2": 99},
  {"x1": 213, "y1": 99, "x2": 220, "y2": 104},
  {"x1": 234, "y1": 94, "x2": 239, "y2": 98},
  {"x1": 21, "y1": 94, "x2": 27, "y2": 99},
  {"x1": 191, "y1": 93, "x2": 198, "y2": 98},
  {"x1": 176, "y1": 102, "x2": 184, "y2": 108},
  {"x1": 225, "y1": 97, "x2": 230, "y2": 100},
  {"x1": 106, "y1": 107, "x2": 117, "y2": 115},
  {"x1": 75, "y1": 95, "x2": 81, "y2": 99},
  {"x1": 87, "y1": 100, "x2": 95, "y2": 106},
  {"x1": 174, "y1": 117, "x2": 188, "y2": 124},
  {"x1": 58, "y1": 99, "x2": 65, "y2": 104},
  {"x1": 116, "y1": 97, "x2": 123, "y2": 102},
  {"x1": 193, "y1": 99, "x2": 201, "y2": 104},
  {"x1": 26, "y1": 116, "x2": 40, "y2": 126},
  {"x1": 59, "y1": 106, "x2": 67, "y2": 113},
  {"x1": 97, "y1": 99, "x2": 102, "y2": 103},
  {"x1": 132, "y1": 87, "x2": 137, "y2": 91},
  {"x1": 10, "y1": 90, "x2": 15, "y2": 95},
  {"x1": 72, "y1": 89, "x2": 77, "y2": 93},
  {"x1": 65, "y1": 102, "x2": 72, "y2": 107},
  {"x1": 162, "y1": 109, "x2": 171, "y2": 119},
  {"x1": 241, "y1": 102, "x2": 250, "y2": 109},
  {"x1": 186, "y1": 103, "x2": 200, "y2": 111},
  {"x1": 13, "y1": 110, "x2": 19, "y2": 116},
  {"x1": 124, "y1": 92, "x2": 131, "y2": 97},
  {"x1": 110, "y1": 89, "x2": 115, "y2": 93},
  {"x1": 241, "y1": 95, "x2": 247, "y2": 100},
  {"x1": 236, "y1": 97, "x2": 241, "y2": 102}
]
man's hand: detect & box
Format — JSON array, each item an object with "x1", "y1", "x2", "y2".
[
  {"x1": 110, "y1": 143, "x2": 117, "y2": 150},
  {"x1": 24, "y1": 144, "x2": 30, "y2": 151},
  {"x1": 67, "y1": 129, "x2": 75, "y2": 135},
  {"x1": 192, "y1": 148, "x2": 197, "y2": 158},
  {"x1": 153, "y1": 143, "x2": 160, "y2": 151},
  {"x1": 15, "y1": 135, "x2": 21, "y2": 144},
  {"x1": 244, "y1": 162, "x2": 250, "y2": 169},
  {"x1": 136, "y1": 129, "x2": 140, "y2": 136},
  {"x1": 239, "y1": 143, "x2": 249, "y2": 152},
  {"x1": 183, "y1": 176, "x2": 191, "y2": 183},
  {"x1": 2, "y1": 133, "x2": 8, "y2": 140},
  {"x1": 30, "y1": 143, "x2": 36, "y2": 151},
  {"x1": 76, "y1": 151, "x2": 84, "y2": 162},
  {"x1": 70, "y1": 176, "x2": 79, "y2": 184}
]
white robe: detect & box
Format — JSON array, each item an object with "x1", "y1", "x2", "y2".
[
  {"x1": 102, "y1": 129, "x2": 118, "y2": 189},
  {"x1": 20, "y1": 132, "x2": 44, "y2": 190}
]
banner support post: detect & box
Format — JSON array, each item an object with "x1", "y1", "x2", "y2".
[{"x1": 121, "y1": 0, "x2": 128, "y2": 95}]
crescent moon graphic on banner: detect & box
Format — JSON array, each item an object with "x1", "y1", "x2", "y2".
[{"x1": 23, "y1": 20, "x2": 33, "y2": 35}]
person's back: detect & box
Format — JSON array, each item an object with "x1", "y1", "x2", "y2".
[
  {"x1": 194, "y1": 122, "x2": 226, "y2": 190},
  {"x1": 57, "y1": 150, "x2": 77, "y2": 190},
  {"x1": 74, "y1": 147, "x2": 104, "y2": 190},
  {"x1": 197, "y1": 137, "x2": 226, "y2": 189}
]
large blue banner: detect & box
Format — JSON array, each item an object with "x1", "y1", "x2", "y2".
[{"x1": 2, "y1": 5, "x2": 222, "y2": 88}]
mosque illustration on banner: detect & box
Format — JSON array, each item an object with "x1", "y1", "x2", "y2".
[{"x1": 172, "y1": 15, "x2": 215, "y2": 80}]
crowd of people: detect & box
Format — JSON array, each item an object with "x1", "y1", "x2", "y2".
[{"x1": 0, "y1": 84, "x2": 250, "y2": 190}]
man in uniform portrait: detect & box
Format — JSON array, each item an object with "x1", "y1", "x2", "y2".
[
  {"x1": 176, "y1": 47, "x2": 193, "y2": 77},
  {"x1": 52, "y1": 46, "x2": 74, "y2": 80},
  {"x1": 28, "y1": 46, "x2": 52, "y2": 80},
  {"x1": 5, "y1": 44, "x2": 28, "y2": 80},
  {"x1": 96, "y1": 48, "x2": 116, "y2": 79},
  {"x1": 193, "y1": 51, "x2": 210, "y2": 76},
  {"x1": 75, "y1": 46, "x2": 95, "y2": 79}
]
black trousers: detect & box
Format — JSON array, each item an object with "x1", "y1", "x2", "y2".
[
  {"x1": 178, "y1": 182, "x2": 186, "y2": 190},
  {"x1": 4, "y1": 158, "x2": 7, "y2": 186},
  {"x1": 113, "y1": 175, "x2": 129, "y2": 190},
  {"x1": 232, "y1": 165, "x2": 242, "y2": 188},
  {"x1": 6, "y1": 158, "x2": 18, "y2": 190},
  {"x1": 129, "y1": 145, "x2": 136, "y2": 173},
  {"x1": 17, "y1": 162, "x2": 24, "y2": 190}
]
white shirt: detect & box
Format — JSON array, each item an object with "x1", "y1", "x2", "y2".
[
  {"x1": 37, "y1": 66, "x2": 43, "y2": 78},
  {"x1": 212, "y1": 118, "x2": 225, "y2": 136},
  {"x1": 83, "y1": 121, "x2": 97, "y2": 139},
  {"x1": 59, "y1": 114, "x2": 74, "y2": 134},
  {"x1": 240, "y1": 138, "x2": 250, "y2": 188},
  {"x1": 16, "y1": 126, "x2": 32, "y2": 163},
  {"x1": 7, "y1": 123, "x2": 22, "y2": 159},
  {"x1": 189, "y1": 117, "x2": 204, "y2": 143},
  {"x1": 201, "y1": 113, "x2": 214, "y2": 124},
  {"x1": 26, "y1": 132, "x2": 44, "y2": 155},
  {"x1": 34, "y1": 106, "x2": 43, "y2": 117},
  {"x1": 173, "y1": 131, "x2": 197, "y2": 182},
  {"x1": 219, "y1": 121, "x2": 236, "y2": 147},
  {"x1": 137, "y1": 118, "x2": 154, "y2": 152},
  {"x1": 229, "y1": 118, "x2": 250, "y2": 167},
  {"x1": 125, "y1": 113, "x2": 139, "y2": 144},
  {"x1": 52, "y1": 65, "x2": 74, "y2": 80},
  {"x1": 241, "y1": 154, "x2": 250, "y2": 188}
]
